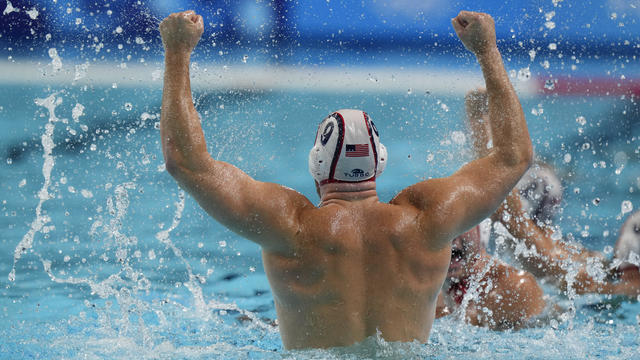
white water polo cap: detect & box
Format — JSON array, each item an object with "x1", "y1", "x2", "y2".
[
  {"x1": 309, "y1": 109, "x2": 387, "y2": 184},
  {"x1": 614, "y1": 210, "x2": 640, "y2": 269},
  {"x1": 516, "y1": 163, "x2": 563, "y2": 222}
]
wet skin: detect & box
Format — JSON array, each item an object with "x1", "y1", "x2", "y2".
[
  {"x1": 466, "y1": 88, "x2": 640, "y2": 298},
  {"x1": 159, "y1": 10, "x2": 533, "y2": 349},
  {"x1": 437, "y1": 227, "x2": 545, "y2": 330}
]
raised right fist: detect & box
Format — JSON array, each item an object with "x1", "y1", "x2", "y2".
[
  {"x1": 159, "y1": 10, "x2": 204, "y2": 54},
  {"x1": 451, "y1": 11, "x2": 497, "y2": 56}
]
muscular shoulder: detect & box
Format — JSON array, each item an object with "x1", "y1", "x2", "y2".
[
  {"x1": 390, "y1": 179, "x2": 442, "y2": 210},
  {"x1": 298, "y1": 201, "x2": 431, "y2": 252}
]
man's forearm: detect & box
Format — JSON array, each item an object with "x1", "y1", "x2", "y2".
[
  {"x1": 476, "y1": 47, "x2": 532, "y2": 167},
  {"x1": 161, "y1": 52, "x2": 209, "y2": 173}
]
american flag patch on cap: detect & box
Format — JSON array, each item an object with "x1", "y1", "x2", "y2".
[{"x1": 345, "y1": 144, "x2": 369, "y2": 157}]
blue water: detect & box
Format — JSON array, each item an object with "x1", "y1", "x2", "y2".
[{"x1": 1, "y1": 78, "x2": 639, "y2": 358}]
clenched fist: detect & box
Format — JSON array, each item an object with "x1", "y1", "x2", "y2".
[
  {"x1": 159, "y1": 10, "x2": 204, "y2": 54},
  {"x1": 451, "y1": 11, "x2": 497, "y2": 56}
]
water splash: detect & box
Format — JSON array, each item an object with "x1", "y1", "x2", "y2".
[
  {"x1": 154, "y1": 190, "x2": 274, "y2": 330},
  {"x1": 9, "y1": 93, "x2": 61, "y2": 282},
  {"x1": 2, "y1": 0, "x2": 16, "y2": 15}
]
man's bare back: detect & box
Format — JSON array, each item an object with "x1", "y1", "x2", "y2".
[
  {"x1": 263, "y1": 197, "x2": 450, "y2": 348},
  {"x1": 159, "y1": 10, "x2": 532, "y2": 349}
]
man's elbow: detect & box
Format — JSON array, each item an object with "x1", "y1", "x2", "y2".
[
  {"x1": 498, "y1": 140, "x2": 533, "y2": 174},
  {"x1": 164, "y1": 151, "x2": 213, "y2": 184},
  {"x1": 518, "y1": 140, "x2": 534, "y2": 170},
  {"x1": 163, "y1": 150, "x2": 193, "y2": 180},
  {"x1": 164, "y1": 156, "x2": 183, "y2": 178}
]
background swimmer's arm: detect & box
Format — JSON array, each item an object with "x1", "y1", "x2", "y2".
[
  {"x1": 494, "y1": 193, "x2": 632, "y2": 294},
  {"x1": 391, "y1": 11, "x2": 532, "y2": 249},
  {"x1": 492, "y1": 190, "x2": 568, "y2": 277},
  {"x1": 471, "y1": 266, "x2": 545, "y2": 330},
  {"x1": 160, "y1": 11, "x2": 313, "y2": 254}
]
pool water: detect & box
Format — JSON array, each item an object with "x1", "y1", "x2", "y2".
[{"x1": 1, "y1": 78, "x2": 639, "y2": 359}]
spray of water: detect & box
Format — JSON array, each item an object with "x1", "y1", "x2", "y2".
[{"x1": 9, "y1": 93, "x2": 61, "y2": 282}]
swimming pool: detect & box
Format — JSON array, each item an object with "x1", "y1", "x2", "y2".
[{"x1": 1, "y1": 60, "x2": 639, "y2": 359}]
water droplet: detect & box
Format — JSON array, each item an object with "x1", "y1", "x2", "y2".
[
  {"x1": 575, "y1": 116, "x2": 586, "y2": 126},
  {"x1": 517, "y1": 67, "x2": 531, "y2": 81},
  {"x1": 242, "y1": 54, "x2": 248, "y2": 63},
  {"x1": 218, "y1": 240, "x2": 227, "y2": 248},
  {"x1": 529, "y1": 49, "x2": 536, "y2": 61},
  {"x1": 26, "y1": 7, "x2": 39, "y2": 20},
  {"x1": 544, "y1": 79, "x2": 555, "y2": 90},
  {"x1": 544, "y1": 21, "x2": 556, "y2": 30},
  {"x1": 548, "y1": 43, "x2": 557, "y2": 50},
  {"x1": 115, "y1": 26, "x2": 123, "y2": 34},
  {"x1": 592, "y1": 198, "x2": 600, "y2": 206},
  {"x1": 581, "y1": 143, "x2": 590, "y2": 150},
  {"x1": 124, "y1": 102, "x2": 133, "y2": 111},
  {"x1": 621, "y1": 200, "x2": 633, "y2": 215},
  {"x1": 545, "y1": 11, "x2": 556, "y2": 21},
  {"x1": 563, "y1": 153, "x2": 572, "y2": 163},
  {"x1": 451, "y1": 131, "x2": 466, "y2": 145},
  {"x1": 603, "y1": 245, "x2": 613, "y2": 255}
]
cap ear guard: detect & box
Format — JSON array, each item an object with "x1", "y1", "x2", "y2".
[
  {"x1": 309, "y1": 115, "x2": 341, "y2": 183},
  {"x1": 376, "y1": 142, "x2": 387, "y2": 177},
  {"x1": 516, "y1": 163, "x2": 563, "y2": 221}
]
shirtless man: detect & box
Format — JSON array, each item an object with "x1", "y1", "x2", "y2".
[
  {"x1": 466, "y1": 89, "x2": 640, "y2": 297},
  {"x1": 159, "y1": 10, "x2": 532, "y2": 349},
  {"x1": 436, "y1": 226, "x2": 545, "y2": 330}
]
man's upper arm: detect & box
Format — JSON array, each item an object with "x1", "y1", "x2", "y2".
[
  {"x1": 168, "y1": 156, "x2": 314, "y2": 253},
  {"x1": 393, "y1": 152, "x2": 528, "y2": 249},
  {"x1": 484, "y1": 269, "x2": 545, "y2": 329}
]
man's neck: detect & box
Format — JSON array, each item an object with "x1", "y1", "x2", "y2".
[{"x1": 319, "y1": 180, "x2": 378, "y2": 205}]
